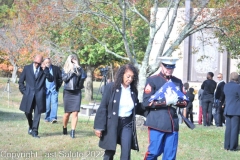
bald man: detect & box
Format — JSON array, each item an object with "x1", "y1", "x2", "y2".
[{"x1": 19, "y1": 55, "x2": 54, "y2": 138}]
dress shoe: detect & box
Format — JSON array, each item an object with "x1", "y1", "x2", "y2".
[
  {"x1": 32, "y1": 134, "x2": 40, "y2": 138},
  {"x1": 28, "y1": 128, "x2": 32, "y2": 135},
  {"x1": 63, "y1": 127, "x2": 67, "y2": 135},
  {"x1": 70, "y1": 130, "x2": 75, "y2": 138}
]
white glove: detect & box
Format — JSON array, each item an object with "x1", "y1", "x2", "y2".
[{"x1": 164, "y1": 87, "x2": 179, "y2": 106}]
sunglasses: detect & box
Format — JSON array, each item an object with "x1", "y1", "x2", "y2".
[{"x1": 34, "y1": 62, "x2": 41, "y2": 65}]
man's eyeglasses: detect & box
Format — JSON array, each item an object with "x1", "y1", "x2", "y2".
[
  {"x1": 217, "y1": 76, "x2": 222, "y2": 78},
  {"x1": 34, "y1": 62, "x2": 41, "y2": 65}
]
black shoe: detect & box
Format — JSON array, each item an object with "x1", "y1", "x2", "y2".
[
  {"x1": 28, "y1": 128, "x2": 32, "y2": 135},
  {"x1": 70, "y1": 130, "x2": 75, "y2": 138},
  {"x1": 63, "y1": 127, "x2": 67, "y2": 135},
  {"x1": 32, "y1": 134, "x2": 40, "y2": 138}
]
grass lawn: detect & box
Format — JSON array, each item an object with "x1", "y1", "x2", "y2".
[{"x1": 0, "y1": 77, "x2": 240, "y2": 160}]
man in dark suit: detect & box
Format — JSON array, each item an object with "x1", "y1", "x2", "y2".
[
  {"x1": 18, "y1": 54, "x2": 54, "y2": 138},
  {"x1": 43, "y1": 58, "x2": 62, "y2": 123},
  {"x1": 223, "y1": 72, "x2": 240, "y2": 151},
  {"x1": 214, "y1": 73, "x2": 225, "y2": 127}
]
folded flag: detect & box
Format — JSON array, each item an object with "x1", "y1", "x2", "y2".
[{"x1": 148, "y1": 80, "x2": 189, "y2": 102}]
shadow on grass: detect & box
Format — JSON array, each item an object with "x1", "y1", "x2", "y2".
[
  {"x1": 0, "y1": 110, "x2": 25, "y2": 121},
  {"x1": 41, "y1": 130, "x2": 95, "y2": 137}
]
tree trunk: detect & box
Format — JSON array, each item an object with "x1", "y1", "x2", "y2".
[
  {"x1": 138, "y1": 63, "x2": 148, "y2": 102},
  {"x1": 84, "y1": 65, "x2": 95, "y2": 102},
  {"x1": 11, "y1": 64, "x2": 18, "y2": 83}
]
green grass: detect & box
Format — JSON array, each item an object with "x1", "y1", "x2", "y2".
[{"x1": 0, "y1": 77, "x2": 240, "y2": 159}]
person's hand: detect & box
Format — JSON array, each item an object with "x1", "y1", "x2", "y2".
[
  {"x1": 149, "y1": 101, "x2": 153, "y2": 106},
  {"x1": 41, "y1": 63, "x2": 46, "y2": 70},
  {"x1": 71, "y1": 59, "x2": 80, "y2": 67},
  {"x1": 94, "y1": 130, "x2": 102, "y2": 138}
]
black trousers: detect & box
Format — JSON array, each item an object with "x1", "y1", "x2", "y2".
[
  {"x1": 186, "y1": 107, "x2": 194, "y2": 123},
  {"x1": 202, "y1": 98, "x2": 214, "y2": 126},
  {"x1": 224, "y1": 115, "x2": 240, "y2": 150},
  {"x1": 214, "y1": 100, "x2": 224, "y2": 126},
  {"x1": 25, "y1": 97, "x2": 41, "y2": 135},
  {"x1": 103, "y1": 116, "x2": 133, "y2": 160}
]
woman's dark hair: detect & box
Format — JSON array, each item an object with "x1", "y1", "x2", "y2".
[
  {"x1": 207, "y1": 72, "x2": 214, "y2": 78},
  {"x1": 113, "y1": 64, "x2": 139, "y2": 94},
  {"x1": 189, "y1": 88, "x2": 194, "y2": 94}
]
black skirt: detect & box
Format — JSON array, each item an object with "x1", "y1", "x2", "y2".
[{"x1": 63, "y1": 89, "x2": 81, "y2": 113}]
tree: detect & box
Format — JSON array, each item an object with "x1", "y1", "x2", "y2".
[
  {"x1": 215, "y1": 0, "x2": 240, "y2": 62},
  {"x1": 0, "y1": 0, "x2": 49, "y2": 82},
  {"x1": 58, "y1": 0, "x2": 224, "y2": 101},
  {"x1": 0, "y1": 0, "x2": 68, "y2": 81}
]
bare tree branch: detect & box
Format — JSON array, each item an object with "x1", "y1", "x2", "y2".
[
  {"x1": 126, "y1": 1, "x2": 150, "y2": 26},
  {"x1": 87, "y1": 30, "x2": 130, "y2": 61}
]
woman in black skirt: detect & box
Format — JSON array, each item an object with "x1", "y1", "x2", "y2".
[{"x1": 62, "y1": 54, "x2": 84, "y2": 138}]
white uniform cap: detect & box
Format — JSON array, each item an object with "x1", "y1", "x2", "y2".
[{"x1": 159, "y1": 57, "x2": 179, "y2": 69}]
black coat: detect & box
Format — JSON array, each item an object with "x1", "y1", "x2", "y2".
[
  {"x1": 51, "y1": 65, "x2": 63, "y2": 92},
  {"x1": 142, "y1": 72, "x2": 184, "y2": 132},
  {"x1": 223, "y1": 81, "x2": 240, "y2": 116},
  {"x1": 94, "y1": 83, "x2": 140, "y2": 151},
  {"x1": 215, "y1": 81, "x2": 225, "y2": 102},
  {"x1": 201, "y1": 79, "x2": 217, "y2": 99},
  {"x1": 18, "y1": 63, "x2": 54, "y2": 114},
  {"x1": 186, "y1": 88, "x2": 195, "y2": 109}
]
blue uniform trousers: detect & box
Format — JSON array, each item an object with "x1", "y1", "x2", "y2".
[{"x1": 144, "y1": 128, "x2": 178, "y2": 160}]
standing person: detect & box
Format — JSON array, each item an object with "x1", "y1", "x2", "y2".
[
  {"x1": 183, "y1": 83, "x2": 189, "y2": 94},
  {"x1": 223, "y1": 72, "x2": 240, "y2": 151},
  {"x1": 186, "y1": 88, "x2": 195, "y2": 123},
  {"x1": 18, "y1": 54, "x2": 54, "y2": 138},
  {"x1": 62, "y1": 54, "x2": 85, "y2": 138},
  {"x1": 43, "y1": 58, "x2": 63, "y2": 123},
  {"x1": 94, "y1": 64, "x2": 140, "y2": 160},
  {"x1": 142, "y1": 57, "x2": 187, "y2": 160},
  {"x1": 198, "y1": 88, "x2": 204, "y2": 125},
  {"x1": 214, "y1": 73, "x2": 225, "y2": 127},
  {"x1": 201, "y1": 72, "x2": 217, "y2": 126},
  {"x1": 100, "y1": 78, "x2": 112, "y2": 95}
]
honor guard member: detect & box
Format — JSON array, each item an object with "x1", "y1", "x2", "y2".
[{"x1": 143, "y1": 57, "x2": 187, "y2": 160}]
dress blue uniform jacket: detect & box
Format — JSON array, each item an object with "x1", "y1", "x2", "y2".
[{"x1": 142, "y1": 72, "x2": 184, "y2": 132}]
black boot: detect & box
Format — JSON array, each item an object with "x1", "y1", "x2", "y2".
[
  {"x1": 70, "y1": 130, "x2": 75, "y2": 138},
  {"x1": 63, "y1": 127, "x2": 67, "y2": 135}
]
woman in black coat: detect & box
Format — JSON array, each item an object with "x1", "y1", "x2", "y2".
[
  {"x1": 223, "y1": 72, "x2": 240, "y2": 151},
  {"x1": 94, "y1": 64, "x2": 140, "y2": 160}
]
